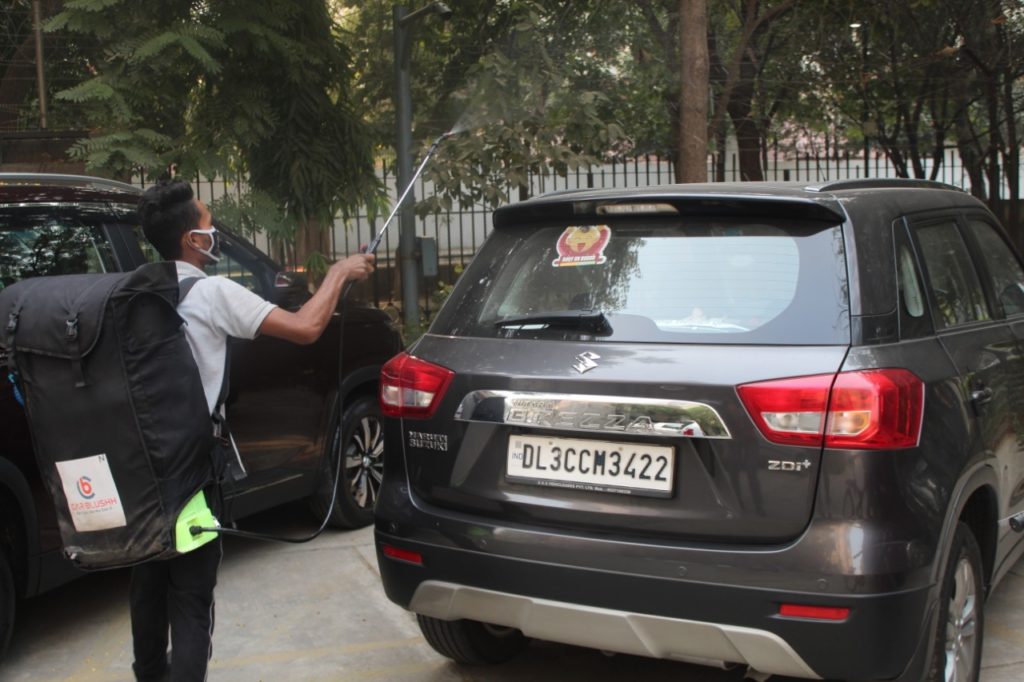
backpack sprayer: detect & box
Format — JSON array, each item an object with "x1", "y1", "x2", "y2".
[{"x1": 186, "y1": 127, "x2": 464, "y2": 545}]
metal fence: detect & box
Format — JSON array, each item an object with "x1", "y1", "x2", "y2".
[{"x1": 153, "y1": 147, "x2": 1022, "y2": 312}]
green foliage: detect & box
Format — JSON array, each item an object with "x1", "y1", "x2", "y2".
[
  {"x1": 341, "y1": 0, "x2": 631, "y2": 210},
  {"x1": 209, "y1": 189, "x2": 297, "y2": 247},
  {"x1": 27, "y1": 0, "x2": 1024, "y2": 238},
  {"x1": 46, "y1": 0, "x2": 381, "y2": 256},
  {"x1": 398, "y1": 273, "x2": 460, "y2": 347}
]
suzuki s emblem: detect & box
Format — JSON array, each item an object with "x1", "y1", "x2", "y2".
[{"x1": 572, "y1": 351, "x2": 601, "y2": 374}]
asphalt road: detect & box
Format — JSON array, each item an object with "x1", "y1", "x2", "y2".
[{"x1": 3, "y1": 501, "x2": 1024, "y2": 682}]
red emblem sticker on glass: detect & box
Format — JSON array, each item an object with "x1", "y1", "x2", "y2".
[{"x1": 552, "y1": 225, "x2": 611, "y2": 267}]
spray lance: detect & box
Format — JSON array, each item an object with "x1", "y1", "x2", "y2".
[
  {"x1": 358, "y1": 129, "x2": 460, "y2": 266},
  {"x1": 186, "y1": 127, "x2": 463, "y2": 545}
]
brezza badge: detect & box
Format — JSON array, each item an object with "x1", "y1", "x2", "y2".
[{"x1": 506, "y1": 401, "x2": 657, "y2": 434}]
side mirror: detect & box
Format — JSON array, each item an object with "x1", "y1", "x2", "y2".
[{"x1": 270, "y1": 271, "x2": 311, "y2": 310}]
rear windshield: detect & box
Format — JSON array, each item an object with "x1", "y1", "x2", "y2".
[{"x1": 431, "y1": 217, "x2": 850, "y2": 345}]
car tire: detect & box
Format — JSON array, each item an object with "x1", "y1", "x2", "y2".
[
  {"x1": 417, "y1": 615, "x2": 527, "y2": 664},
  {"x1": 927, "y1": 522, "x2": 984, "y2": 682},
  {"x1": 0, "y1": 545, "x2": 14, "y2": 661},
  {"x1": 309, "y1": 394, "x2": 384, "y2": 529}
]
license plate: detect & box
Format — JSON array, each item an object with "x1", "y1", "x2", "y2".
[{"x1": 506, "y1": 434, "x2": 674, "y2": 497}]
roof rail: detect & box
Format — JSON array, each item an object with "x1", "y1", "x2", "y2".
[
  {"x1": 0, "y1": 173, "x2": 138, "y2": 194},
  {"x1": 806, "y1": 178, "x2": 964, "y2": 193}
]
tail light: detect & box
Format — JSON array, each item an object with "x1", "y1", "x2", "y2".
[
  {"x1": 737, "y1": 369, "x2": 924, "y2": 449},
  {"x1": 379, "y1": 352, "x2": 454, "y2": 419}
]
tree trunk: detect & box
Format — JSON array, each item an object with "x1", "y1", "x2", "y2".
[
  {"x1": 726, "y1": 52, "x2": 763, "y2": 181},
  {"x1": 952, "y1": 87, "x2": 987, "y2": 200},
  {"x1": 295, "y1": 217, "x2": 329, "y2": 282},
  {"x1": 677, "y1": 0, "x2": 708, "y2": 183},
  {"x1": 983, "y1": 71, "x2": 1002, "y2": 204},
  {"x1": 0, "y1": 34, "x2": 37, "y2": 131},
  {"x1": 1001, "y1": 65, "x2": 1020, "y2": 246}
]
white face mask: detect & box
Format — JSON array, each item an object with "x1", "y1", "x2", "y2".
[{"x1": 187, "y1": 228, "x2": 221, "y2": 263}]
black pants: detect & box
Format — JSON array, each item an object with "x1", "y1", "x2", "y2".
[{"x1": 130, "y1": 536, "x2": 223, "y2": 682}]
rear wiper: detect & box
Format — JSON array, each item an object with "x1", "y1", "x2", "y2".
[{"x1": 494, "y1": 310, "x2": 612, "y2": 333}]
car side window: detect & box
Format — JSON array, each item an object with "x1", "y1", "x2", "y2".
[
  {"x1": 894, "y1": 222, "x2": 931, "y2": 339},
  {"x1": 914, "y1": 220, "x2": 990, "y2": 329},
  {"x1": 0, "y1": 209, "x2": 117, "y2": 289},
  {"x1": 969, "y1": 219, "x2": 1024, "y2": 318},
  {"x1": 204, "y1": 247, "x2": 260, "y2": 292},
  {"x1": 132, "y1": 226, "x2": 261, "y2": 293}
]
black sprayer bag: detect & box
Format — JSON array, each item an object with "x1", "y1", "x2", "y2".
[{"x1": 0, "y1": 261, "x2": 216, "y2": 570}]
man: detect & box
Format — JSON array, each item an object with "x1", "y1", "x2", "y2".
[{"x1": 132, "y1": 179, "x2": 374, "y2": 681}]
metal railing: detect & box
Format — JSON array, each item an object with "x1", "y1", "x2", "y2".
[{"x1": 143, "y1": 147, "x2": 1022, "y2": 313}]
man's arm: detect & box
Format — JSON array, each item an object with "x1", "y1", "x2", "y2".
[{"x1": 258, "y1": 253, "x2": 375, "y2": 345}]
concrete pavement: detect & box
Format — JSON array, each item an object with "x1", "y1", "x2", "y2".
[{"x1": 3, "y1": 501, "x2": 1023, "y2": 681}]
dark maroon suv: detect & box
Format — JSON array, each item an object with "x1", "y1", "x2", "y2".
[
  {"x1": 376, "y1": 179, "x2": 1024, "y2": 682},
  {"x1": 0, "y1": 173, "x2": 402, "y2": 658}
]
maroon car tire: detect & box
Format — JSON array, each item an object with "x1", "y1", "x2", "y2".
[{"x1": 309, "y1": 394, "x2": 384, "y2": 529}]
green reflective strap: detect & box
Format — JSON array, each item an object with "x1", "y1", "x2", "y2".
[{"x1": 175, "y1": 490, "x2": 219, "y2": 553}]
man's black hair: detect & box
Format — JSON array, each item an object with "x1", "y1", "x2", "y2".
[{"x1": 138, "y1": 180, "x2": 200, "y2": 260}]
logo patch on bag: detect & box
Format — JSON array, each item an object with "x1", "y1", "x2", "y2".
[{"x1": 55, "y1": 454, "x2": 127, "y2": 531}]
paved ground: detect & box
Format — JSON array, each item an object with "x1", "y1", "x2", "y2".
[{"x1": 3, "y1": 501, "x2": 1024, "y2": 682}]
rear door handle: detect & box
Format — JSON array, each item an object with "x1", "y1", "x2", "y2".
[{"x1": 971, "y1": 386, "x2": 994, "y2": 404}]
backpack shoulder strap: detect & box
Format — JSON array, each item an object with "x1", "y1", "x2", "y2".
[
  {"x1": 178, "y1": 276, "x2": 202, "y2": 304},
  {"x1": 177, "y1": 276, "x2": 231, "y2": 416}
]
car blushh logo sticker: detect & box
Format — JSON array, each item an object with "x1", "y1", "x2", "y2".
[
  {"x1": 55, "y1": 454, "x2": 127, "y2": 531},
  {"x1": 553, "y1": 225, "x2": 611, "y2": 267},
  {"x1": 76, "y1": 476, "x2": 95, "y2": 499}
]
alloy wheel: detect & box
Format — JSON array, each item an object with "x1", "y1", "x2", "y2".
[
  {"x1": 343, "y1": 415, "x2": 384, "y2": 509},
  {"x1": 943, "y1": 556, "x2": 979, "y2": 682}
]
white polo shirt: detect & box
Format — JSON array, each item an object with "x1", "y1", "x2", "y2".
[{"x1": 175, "y1": 261, "x2": 277, "y2": 414}]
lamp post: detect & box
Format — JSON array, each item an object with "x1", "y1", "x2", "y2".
[
  {"x1": 393, "y1": 2, "x2": 452, "y2": 332},
  {"x1": 851, "y1": 22, "x2": 870, "y2": 177},
  {"x1": 32, "y1": 0, "x2": 47, "y2": 129}
]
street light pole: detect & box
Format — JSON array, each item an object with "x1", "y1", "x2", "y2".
[
  {"x1": 393, "y1": 5, "x2": 415, "y2": 331},
  {"x1": 852, "y1": 22, "x2": 869, "y2": 178},
  {"x1": 392, "y1": 2, "x2": 452, "y2": 333},
  {"x1": 32, "y1": 0, "x2": 48, "y2": 129}
]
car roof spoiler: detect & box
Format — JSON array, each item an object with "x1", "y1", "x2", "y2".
[{"x1": 494, "y1": 189, "x2": 846, "y2": 227}]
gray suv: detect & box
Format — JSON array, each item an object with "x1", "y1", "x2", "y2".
[{"x1": 374, "y1": 180, "x2": 1024, "y2": 681}]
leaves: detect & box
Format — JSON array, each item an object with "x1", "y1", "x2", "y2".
[{"x1": 45, "y1": 0, "x2": 381, "y2": 264}]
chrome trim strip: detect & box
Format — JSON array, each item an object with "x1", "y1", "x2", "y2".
[
  {"x1": 454, "y1": 390, "x2": 731, "y2": 439},
  {"x1": 410, "y1": 581, "x2": 820, "y2": 679}
]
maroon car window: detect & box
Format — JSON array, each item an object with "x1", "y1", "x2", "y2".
[
  {"x1": 0, "y1": 209, "x2": 117, "y2": 288},
  {"x1": 131, "y1": 224, "x2": 259, "y2": 292}
]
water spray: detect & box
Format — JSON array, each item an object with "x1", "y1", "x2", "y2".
[{"x1": 364, "y1": 127, "x2": 463, "y2": 257}]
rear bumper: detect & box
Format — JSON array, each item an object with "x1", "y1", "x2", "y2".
[
  {"x1": 408, "y1": 579, "x2": 821, "y2": 677},
  {"x1": 375, "y1": 507, "x2": 938, "y2": 681}
]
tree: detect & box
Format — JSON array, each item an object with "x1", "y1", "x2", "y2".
[
  {"x1": 678, "y1": 0, "x2": 709, "y2": 182},
  {"x1": 45, "y1": 0, "x2": 379, "y2": 270},
  {"x1": 339, "y1": 0, "x2": 626, "y2": 209},
  {"x1": 799, "y1": 0, "x2": 1023, "y2": 241},
  {"x1": 708, "y1": 0, "x2": 796, "y2": 181},
  {"x1": 941, "y1": 0, "x2": 1024, "y2": 235},
  {"x1": 1, "y1": 1, "x2": 40, "y2": 131}
]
